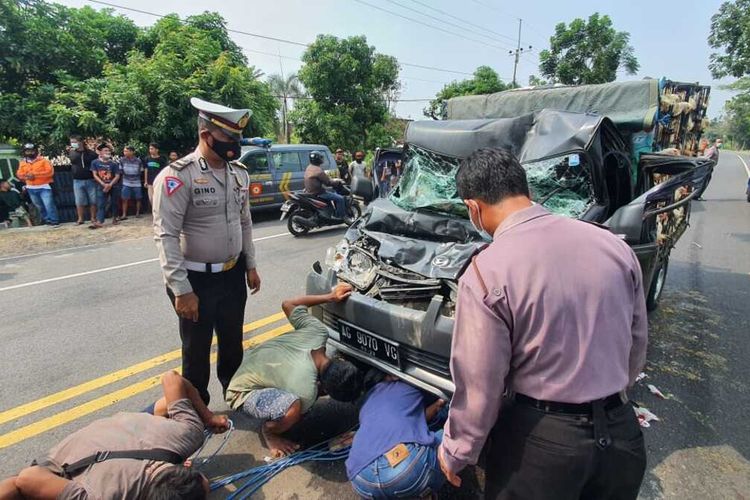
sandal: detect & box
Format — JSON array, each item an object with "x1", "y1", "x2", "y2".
[{"x1": 76, "y1": 220, "x2": 84, "y2": 225}]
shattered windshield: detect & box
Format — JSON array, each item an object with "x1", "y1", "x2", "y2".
[
  {"x1": 523, "y1": 154, "x2": 594, "y2": 218},
  {"x1": 389, "y1": 145, "x2": 466, "y2": 216},
  {"x1": 391, "y1": 145, "x2": 594, "y2": 219}
]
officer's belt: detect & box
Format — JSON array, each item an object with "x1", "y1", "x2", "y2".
[{"x1": 184, "y1": 256, "x2": 239, "y2": 273}]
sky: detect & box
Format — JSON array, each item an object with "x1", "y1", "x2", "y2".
[{"x1": 57, "y1": 0, "x2": 735, "y2": 120}]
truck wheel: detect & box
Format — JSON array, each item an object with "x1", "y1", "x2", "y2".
[
  {"x1": 646, "y1": 257, "x2": 669, "y2": 312},
  {"x1": 287, "y1": 208, "x2": 311, "y2": 237}
]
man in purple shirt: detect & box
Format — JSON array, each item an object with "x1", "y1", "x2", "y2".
[{"x1": 437, "y1": 148, "x2": 648, "y2": 499}]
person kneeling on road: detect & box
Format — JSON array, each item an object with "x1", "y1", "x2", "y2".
[
  {"x1": 346, "y1": 369, "x2": 447, "y2": 499},
  {"x1": 0, "y1": 371, "x2": 229, "y2": 500},
  {"x1": 304, "y1": 151, "x2": 346, "y2": 220},
  {"x1": 225, "y1": 283, "x2": 362, "y2": 457}
]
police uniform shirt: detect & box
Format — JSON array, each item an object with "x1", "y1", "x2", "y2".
[{"x1": 153, "y1": 150, "x2": 256, "y2": 296}]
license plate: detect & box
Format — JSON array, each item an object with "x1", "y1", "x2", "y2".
[
  {"x1": 339, "y1": 322, "x2": 401, "y2": 368},
  {"x1": 280, "y1": 203, "x2": 292, "y2": 221}
]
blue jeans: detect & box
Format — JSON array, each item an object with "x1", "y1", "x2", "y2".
[
  {"x1": 96, "y1": 185, "x2": 121, "y2": 223},
  {"x1": 121, "y1": 185, "x2": 143, "y2": 200},
  {"x1": 318, "y1": 191, "x2": 346, "y2": 218},
  {"x1": 73, "y1": 179, "x2": 97, "y2": 206},
  {"x1": 351, "y1": 430, "x2": 445, "y2": 499},
  {"x1": 27, "y1": 187, "x2": 59, "y2": 224}
]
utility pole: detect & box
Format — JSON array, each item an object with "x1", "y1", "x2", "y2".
[{"x1": 509, "y1": 18, "x2": 532, "y2": 87}]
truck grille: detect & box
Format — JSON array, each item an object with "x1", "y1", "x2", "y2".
[
  {"x1": 401, "y1": 346, "x2": 451, "y2": 378},
  {"x1": 321, "y1": 310, "x2": 340, "y2": 330},
  {"x1": 323, "y1": 311, "x2": 451, "y2": 378}
]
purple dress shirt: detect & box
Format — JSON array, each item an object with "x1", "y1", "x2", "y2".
[{"x1": 440, "y1": 204, "x2": 648, "y2": 474}]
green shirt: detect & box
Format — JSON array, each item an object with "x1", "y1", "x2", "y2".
[{"x1": 225, "y1": 306, "x2": 329, "y2": 412}]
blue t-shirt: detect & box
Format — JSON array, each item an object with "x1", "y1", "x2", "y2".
[
  {"x1": 90, "y1": 159, "x2": 120, "y2": 185},
  {"x1": 345, "y1": 381, "x2": 436, "y2": 479}
]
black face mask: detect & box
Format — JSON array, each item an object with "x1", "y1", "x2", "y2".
[
  {"x1": 209, "y1": 135, "x2": 241, "y2": 162},
  {"x1": 24, "y1": 153, "x2": 37, "y2": 160}
]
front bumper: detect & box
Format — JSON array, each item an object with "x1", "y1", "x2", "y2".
[{"x1": 306, "y1": 263, "x2": 455, "y2": 399}]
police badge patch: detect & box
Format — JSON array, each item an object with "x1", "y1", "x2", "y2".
[{"x1": 165, "y1": 176, "x2": 184, "y2": 196}]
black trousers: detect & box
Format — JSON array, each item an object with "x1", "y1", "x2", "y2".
[
  {"x1": 167, "y1": 260, "x2": 247, "y2": 404},
  {"x1": 485, "y1": 399, "x2": 646, "y2": 500}
]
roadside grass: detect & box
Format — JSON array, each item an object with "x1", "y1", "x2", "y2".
[{"x1": 0, "y1": 217, "x2": 153, "y2": 258}]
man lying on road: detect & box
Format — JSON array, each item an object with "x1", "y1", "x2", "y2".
[
  {"x1": 225, "y1": 283, "x2": 362, "y2": 457},
  {"x1": 0, "y1": 372, "x2": 229, "y2": 500}
]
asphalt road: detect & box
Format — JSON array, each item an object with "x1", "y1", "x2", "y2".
[{"x1": 0, "y1": 153, "x2": 748, "y2": 499}]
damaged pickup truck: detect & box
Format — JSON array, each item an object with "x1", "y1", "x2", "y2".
[{"x1": 306, "y1": 110, "x2": 712, "y2": 398}]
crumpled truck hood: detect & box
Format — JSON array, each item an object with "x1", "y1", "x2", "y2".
[{"x1": 346, "y1": 199, "x2": 486, "y2": 280}]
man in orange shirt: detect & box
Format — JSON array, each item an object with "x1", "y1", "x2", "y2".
[{"x1": 16, "y1": 143, "x2": 60, "y2": 227}]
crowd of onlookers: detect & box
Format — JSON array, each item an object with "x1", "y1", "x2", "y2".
[
  {"x1": 0, "y1": 137, "x2": 181, "y2": 229},
  {"x1": 1, "y1": 140, "x2": 404, "y2": 229}
]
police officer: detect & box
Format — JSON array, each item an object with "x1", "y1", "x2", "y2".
[
  {"x1": 438, "y1": 149, "x2": 648, "y2": 499},
  {"x1": 153, "y1": 97, "x2": 262, "y2": 404}
]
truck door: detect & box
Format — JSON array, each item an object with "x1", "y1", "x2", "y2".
[
  {"x1": 270, "y1": 150, "x2": 305, "y2": 204},
  {"x1": 606, "y1": 154, "x2": 711, "y2": 303}
]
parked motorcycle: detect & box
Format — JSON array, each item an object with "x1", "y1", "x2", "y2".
[{"x1": 280, "y1": 182, "x2": 362, "y2": 236}]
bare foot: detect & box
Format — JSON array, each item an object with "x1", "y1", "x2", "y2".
[{"x1": 262, "y1": 427, "x2": 299, "y2": 458}]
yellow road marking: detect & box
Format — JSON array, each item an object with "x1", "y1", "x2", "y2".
[
  {"x1": 0, "y1": 324, "x2": 293, "y2": 449},
  {"x1": 0, "y1": 312, "x2": 286, "y2": 426}
]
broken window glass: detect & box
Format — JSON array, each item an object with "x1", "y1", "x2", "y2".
[
  {"x1": 523, "y1": 155, "x2": 594, "y2": 218},
  {"x1": 390, "y1": 145, "x2": 466, "y2": 217},
  {"x1": 391, "y1": 146, "x2": 594, "y2": 219}
]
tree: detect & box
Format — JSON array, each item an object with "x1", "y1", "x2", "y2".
[
  {"x1": 720, "y1": 78, "x2": 750, "y2": 149},
  {"x1": 0, "y1": 0, "x2": 139, "y2": 144},
  {"x1": 538, "y1": 13, "x2": 639, "y2": 85},
  {"x1": 708, "y1": 0, "x2": 750, "y2": 79},
  {"x1": 528, "y1": 75, "x2": 549, "y2": 87},
  {"x1": 268, "y1": 73, "x2": 304, "y2": 143},
  {"x1": 424, "y1": 66, "x2": 510, "y2": 119},
  {"x1": 291, "y1": 35, "x2": 400, "y2": 152},
  {"x1": 0, "y1": 7, "x2": 278, "y2": 152}
]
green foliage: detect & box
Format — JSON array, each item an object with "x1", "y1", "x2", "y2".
[
  {"x1": 290, "y1": 35, "x2": 399, "y2": 152},
  {"x1": 0, "y1": 5, "x2": 276, "y2": 154},
  {"x1": 0, "y1": 0, "x2": 139, "y2": 92},
  {"x1": 718, "y1": 78, "x2": 750, "y2": 149},
  {"x1": 268, "y1": 73, "x2": 304, "y2": 143},
  {"x1": 709, "y1": 0, "x2": 750, "y2": 79},
  {"x1": 528, "y1": 75, "x2": 549, "y2": 86},
  {"x1": 424, "y1": 66, "x2": 510, "y2": 119},
  {"x1": 539, "y1": 13, "x2": 639, "y2": 85},
  {"x1": 91, "y1": 13, "x2": 277, "y2": 152}
]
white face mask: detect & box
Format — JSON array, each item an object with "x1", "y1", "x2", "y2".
[{"x1": 467, "y1": 201, "x2": 492, "y2": 240}]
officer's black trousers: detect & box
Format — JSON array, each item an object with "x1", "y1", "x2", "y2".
[
  {"x1": 167, "y1": 260, "x2": 247, "y2": 405},
  {"x1": 484, "y1": 399, "x2": 646, "y2": 500}
]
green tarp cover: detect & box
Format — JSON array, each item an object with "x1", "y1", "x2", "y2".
[{"x1": 446, "y1": 79, "x2": 660, "y2": 133}]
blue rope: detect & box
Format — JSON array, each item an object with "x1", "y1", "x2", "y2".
[{"x1": 210, "y1": 434, "x2": 352, "y2": 500}]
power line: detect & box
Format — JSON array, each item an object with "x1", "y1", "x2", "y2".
[
  {"x1": 407, "y1": 0, "x2": 518, "y2": 44},
  {"x1": 85, "y1": 0, "x2": 475, "y2": 76},
  {"x1": 468, "y1": 0, "x2": 549, "y2": 46},
  {"x1": 382, "y1": 0, "x2": 515, "y2": 49},
  {"x1": 217, "y1": 47, "x2": 452, "y2": 86},
  {"x1": 351, "y1": 0, "x2": 509, "y2": 52}
]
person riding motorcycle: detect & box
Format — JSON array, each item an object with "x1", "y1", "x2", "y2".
[{"x1": 303, "y1": 151, "x2": 345, "y2": 219}]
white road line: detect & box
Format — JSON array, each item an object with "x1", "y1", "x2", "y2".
[
  {"x1": 0, "y1": 236, "x2": 152, "y2": 263},
  {"x1": 0, "y1": 232, "x2": 289, "y2": 292},
  {"x1": 736, "y1": 153, "x2": 750, "y2": 178},
  {"x1": 0, "y1": 258, "x2": 159, "y2": 292}
]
